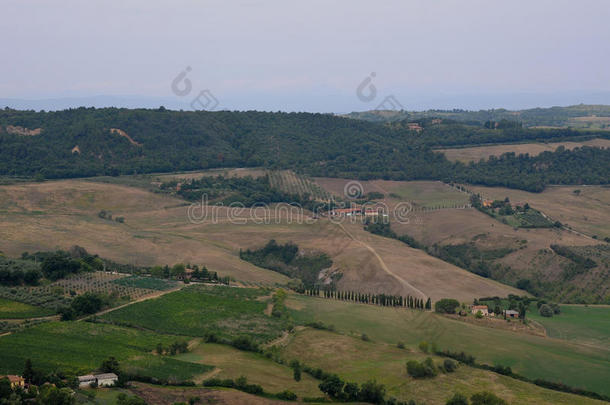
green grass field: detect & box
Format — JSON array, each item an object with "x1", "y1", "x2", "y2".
[
  {"x1": 286, "y1": 294, "x2": 610, "y2": 397},
  {"x1": 280, "y1": 328, "x2": 603, "y2": 405},
  {"x1": 0, "y1": 321, "x2": 211, "y2": 382},
  {"x1": 111, "y1": 276, "x2": 178, "y2": 291},
  {"x1": 528, "y1": 305, "x2": 610, "y2": 351},
  {"x1": 101, "y1": 285, "x2": 287, "y2": 342},
  {"x1": 0, "y1": 298, "x2": 55, "y2": 319},
  {"x1": 175, "y1": 342, "x2": 322, "y2": 397},
  {"x1": 384, "y1": 181, "x2": 469, "y2": 208}
]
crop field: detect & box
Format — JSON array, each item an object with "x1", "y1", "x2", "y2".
[
  {"x1": 313, "y1": 178, "x2": 470, "y2": 208},
  {"x1": 175, "y1": 342, "x2": 323, "y2": 397},
  {"x1": 527, "y1": 305, "x2": 610, "y2": 351},
  {"x1": 439, "y1": 138, "x2": 610, "y2": 163},
  {"x1": 269, "y1": 170, "x2": 331, "y2": 201},
  {"x1": 53, "y1": 272, "x2": 175, "y2": 301},
  {"x1": 0, "y1": 272, "x2": 176, "y2": 312},
  {"x1": 111, "y1": 275, "x2": 178, "y2": 291},
  {"x1": 101, "y1": 285, "x2": 287, "y2": 343},
  {"x1": 286, "y1": 293, "x2": 610, "y2": 397},
  {"x1": 0, "y1": 297, "x2": 54, "y2": 319},
  {"x1": 469, "y1": 185, "x2": 610, "y2": 240},
  {"x1": 0, "y1": 321, "x2": 211, "y2": 381},
  {"x1": 280, "y1": 328, "x2": 603, "y2": 405}
]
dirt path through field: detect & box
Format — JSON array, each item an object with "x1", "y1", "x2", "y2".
[{"x1": 336, "y1": 223, "x2": 427, "y2": 299}]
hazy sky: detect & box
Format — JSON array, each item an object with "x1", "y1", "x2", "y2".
[{"x1": 2, "y1": 0, "x2": 610, "y2": 111}]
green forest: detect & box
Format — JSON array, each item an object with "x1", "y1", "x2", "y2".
[{"x1": 1, "y1": 107, "x2": 609, "y2": 192}]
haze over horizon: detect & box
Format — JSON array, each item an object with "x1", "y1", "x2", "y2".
[{"x1": 3, "y1": 0, "x2": 610, "y2": 112}]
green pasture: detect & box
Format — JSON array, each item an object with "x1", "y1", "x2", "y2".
[
  {"x1": 101, "y1": 285, "x2": 286, "y2": 342},
  {"x1": 0, "y1": 297, "x2": 55, "y2": 319},
  {"x1": 287, "y1": 294, "x2": 610, "y2": 396}
]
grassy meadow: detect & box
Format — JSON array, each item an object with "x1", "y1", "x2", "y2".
[
  {"x1": 0, "y1": 321, "x2": 211, "y2": 381},
  {"x1": 101, "y1": 285, "x2": 287, "y2": 342},
  {"x1": 280, "y1": 328, "x2": 604, "y2": 405},
  {"x1": 527, "y1": 305, "x2": 610, "y2": 350},
  {"x1": 0, "y1": 297, "x2": 55, "y2": 319},
  {"x1": 286, "y1": 294, "x2": 610, "y2": 397},
  {"x1": 175, "y1": 342, "x2": 323, "y2": 397}
]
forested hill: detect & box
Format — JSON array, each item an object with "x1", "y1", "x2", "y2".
[
  {"x1": 0, "y1": 107, "x2": 609, "y2": 192},
  {"x1": 343, "y1": 104, "x2": 610, "y2": 128}
]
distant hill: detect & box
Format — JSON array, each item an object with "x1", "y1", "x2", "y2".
[
  {"x1": 1, "y1": 107, "x2": 609, "y2": 192},
  {"x1": 343, "y1": 104, "x2": 610, "y2": 128}
]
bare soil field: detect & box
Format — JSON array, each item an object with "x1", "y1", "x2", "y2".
[
  {"x1": 439, "y1": 138, "x2": 610, "y2": 163},
  {"x1": 0, "y1": 179, "x2": 520, "y2": 301}
]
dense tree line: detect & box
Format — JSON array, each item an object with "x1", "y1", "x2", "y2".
[
  {"x1": 0, "y1": 247, "x2": 106, "y2": 287},
  {"x1": 1, "y1": 108, "x2": 609, "y2": 192},
  {"x1": 240, "y1": 240, "x2": 332, "y2": 289}
]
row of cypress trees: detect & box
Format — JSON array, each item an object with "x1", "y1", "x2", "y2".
[{"x1": 304, "y1": 288, "x2": 432, "y2": 310}]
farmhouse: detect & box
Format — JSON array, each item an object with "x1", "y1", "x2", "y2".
[
  {"x1": 96, "y1": 373, "x2": 119, "y2": 387},
  {"x1": 2, "y1": 375, "x2": 25, "y2": 389},
  {"x1": 482, "y1": 199, "x2": 493, "y2": 208},
  {"x1": 330, "y1": 206, "x2": 362, "y2": 216},
  {"x1": 503, "y1": 309, "x2": 519, "y2": 319},
  {"x1": 471, "y1": 305, "x2": 489, "y2": 316},
  {"x1": 407, "y1": 122, "x2": 423, "y2": 132},
  {"x1": 77, "y1": 373, "x2": 118, "y2": 388},
  {"x1": 78, "y1": 375, "x2": 96, "y2": 388}
]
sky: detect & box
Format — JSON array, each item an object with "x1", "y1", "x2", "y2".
[{"x1": 2, "y1": 0, "x2": 610, "y2": 112}]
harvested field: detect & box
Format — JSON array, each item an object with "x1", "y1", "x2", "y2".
[
  {"x1": 439, "y1": 138, "x2": 610, "y2": 163},
  {"x1": 0, "y1": 179, "x2": 520, "y2": 301}
]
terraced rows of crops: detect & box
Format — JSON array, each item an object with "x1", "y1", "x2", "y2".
[
  {"x1": 53, "y1": 272, "x2": 174, "y2": 300},
  {"x1": 0, "y1": 272, "x2": 175, "y2": 312},
  {"x1": 268, "y1": 170, "x2": 331, "y2": 201}
]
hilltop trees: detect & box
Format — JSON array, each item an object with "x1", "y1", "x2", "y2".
[
  {"x1": 1, "y1": 108, "x2": 609, "y2": 192},
  {"x1": 435, "y1": 299, "x2": 460, "y2": 314}
]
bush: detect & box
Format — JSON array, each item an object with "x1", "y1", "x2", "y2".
[
  {"x1": 406, "y1": 358, "x2": 437, "y2": 378},
  {"x1": 418, "y1": 341, "x2": 429, "y2": 353},
  {"x1": 470, "y1": 391, "x2": 507, "y2": 405},
  {"x1": 446, "y1": 393, "x2": 469, "y2": 405},
  {"x1": 435, "y1": 299, "x2": 460, "y2": 314},
  {"x1": 358, "y1": 380, "x2": 386, "y2": 404},
  {"x1": 539, "y1": 304, "x2": 553, "y2": 317},
  {"x1": 443, "y1": 359, "x2": 458, "y2": 373},
  {"x1": 361, "y1": 333, "x2": 371, "y2": 342},
  {"x1": 231, "y1": 336, "x2": 259, "y2": 352},
  {"x1": 397, "y1": 341, "x2": 405, "y2": 349},
  {"x1": 276, "y1": 390, "x2": 297, "y2": 401}
]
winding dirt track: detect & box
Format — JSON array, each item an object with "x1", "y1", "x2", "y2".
[{"x1": 336, "y1": 223, "x2": 427, "y2": 299}]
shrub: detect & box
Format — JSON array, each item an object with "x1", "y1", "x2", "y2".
[
  {"x1": 470, "y1": 391, "x2": 507, "y2": 405},
  {"x1": 358, "y1": 380, "x2": 386, "y2": 404},
  {"x1": 397, "y1": 341, "x2": 405, "y2": 349},
  {"x1": 406, "y1": 358, "x2": 437, "y2": 378},
  {"x1": 443, "y1": 359, "x2": 458, "y2": 373},
  {"x1": 435, "y1": 299, "x2": 460, "y2": 314},
  {"x1": 539, "y1": 304, "x2": 553, "y2": 317},
  {"x1": 361, "y1": 333, "x2": 371, "y2": 342},
  {"x1": 446, "y1": 393, "x2": 469, "y2": 405},
  {"x1": 231, "y1": 336, "x2": 259, "y2": 352},
  {"x1": 276, "y1": 390, "x2": 297, "y2": 401},
  {"x1": 418, "y1": 341, "x2": 429, "y2": 353}
]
